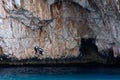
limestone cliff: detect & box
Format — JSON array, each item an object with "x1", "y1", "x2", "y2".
[{"x1": 0, "y1": 0, "x2": 120, "y2": 63}]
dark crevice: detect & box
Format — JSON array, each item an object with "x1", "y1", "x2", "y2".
[
  {"x1": 80, "y1": 38, "x2": 98, "y2": 55},
  {"x1": 79, "y1": 38, "x2": 107, "y2": 63},
  {"x1": 0, "y1": 46, "x2": 3, "y2": 55},
  {"x1": 0, "y1": 47, "x2": 3, "y2": 55},
  {"x1": 88, "y1": 0, "x2": 100, "y2": 12},
  {"x1": 79, "y1": 38, "x2": 120, "y2": 64},
  {"x1": 102, "y1": 48, "x2": 120, "y2": 64}
]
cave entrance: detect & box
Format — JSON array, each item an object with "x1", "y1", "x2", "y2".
[{"x1": 80, "y1": 38, "x2": 98, "y2": 55}]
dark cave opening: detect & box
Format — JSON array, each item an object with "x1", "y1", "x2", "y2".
[
  {"x1": 79, "y1": 38, "x2": 120, "y2": 64},
  {"x1": 80, "y1": 38, "x2": 98, "y2": 55},
  {"x1": 79, "y1": 38, "x2": 106, "y2": 63}
]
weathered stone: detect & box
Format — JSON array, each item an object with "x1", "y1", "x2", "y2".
[
  {"x1": 0, "y1": 0, "x2": 120, "y2": 61},
  {"x1": 0, "y1": 46, "x2": 3, "y2": 55}
]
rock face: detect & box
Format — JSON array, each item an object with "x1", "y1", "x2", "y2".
[{"x1": 0, "y1": 0, "x2": 120, "y2": 61}]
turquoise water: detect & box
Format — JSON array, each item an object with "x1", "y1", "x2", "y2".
[{"x1": 0, "y1": 66, "x2": 120, "y2": 80}]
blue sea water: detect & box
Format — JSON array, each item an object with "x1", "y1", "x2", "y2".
[{"x1": 0, "y1": 66, "x2": 120, "y2": 80}]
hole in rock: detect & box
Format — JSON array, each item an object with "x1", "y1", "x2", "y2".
[{"x1": 80, "y1": 38, "x2": 98, "y2": 55}]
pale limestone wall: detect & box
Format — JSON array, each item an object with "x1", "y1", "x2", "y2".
[
  {"x1": 1, "y1": 0, "x2": 120, "y2": 60},
  {"x1": 0, "y1": 0, "x2": 80, "y2": 60},
  {"x1": 0, "y1": 13, "x2": 40, "y2": 60},
  {"x1": 0, "y1": 0, "x2": 45, "y2": 59}
]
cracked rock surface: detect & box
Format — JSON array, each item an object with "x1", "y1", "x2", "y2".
[{"x1": 0, "y1": 0, "x2": 120, "y2": 61}]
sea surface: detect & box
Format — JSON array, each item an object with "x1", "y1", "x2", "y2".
[{"x1": 0, "y1": 66, "x2": 120, "y2": 80}]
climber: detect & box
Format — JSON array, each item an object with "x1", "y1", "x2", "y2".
[
  {"x1": 38, "y1": 48, "x2": 44, "y2": 55},
  {"x1": 34, "y1": 46, "x2": 44, "y2": 55}
]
